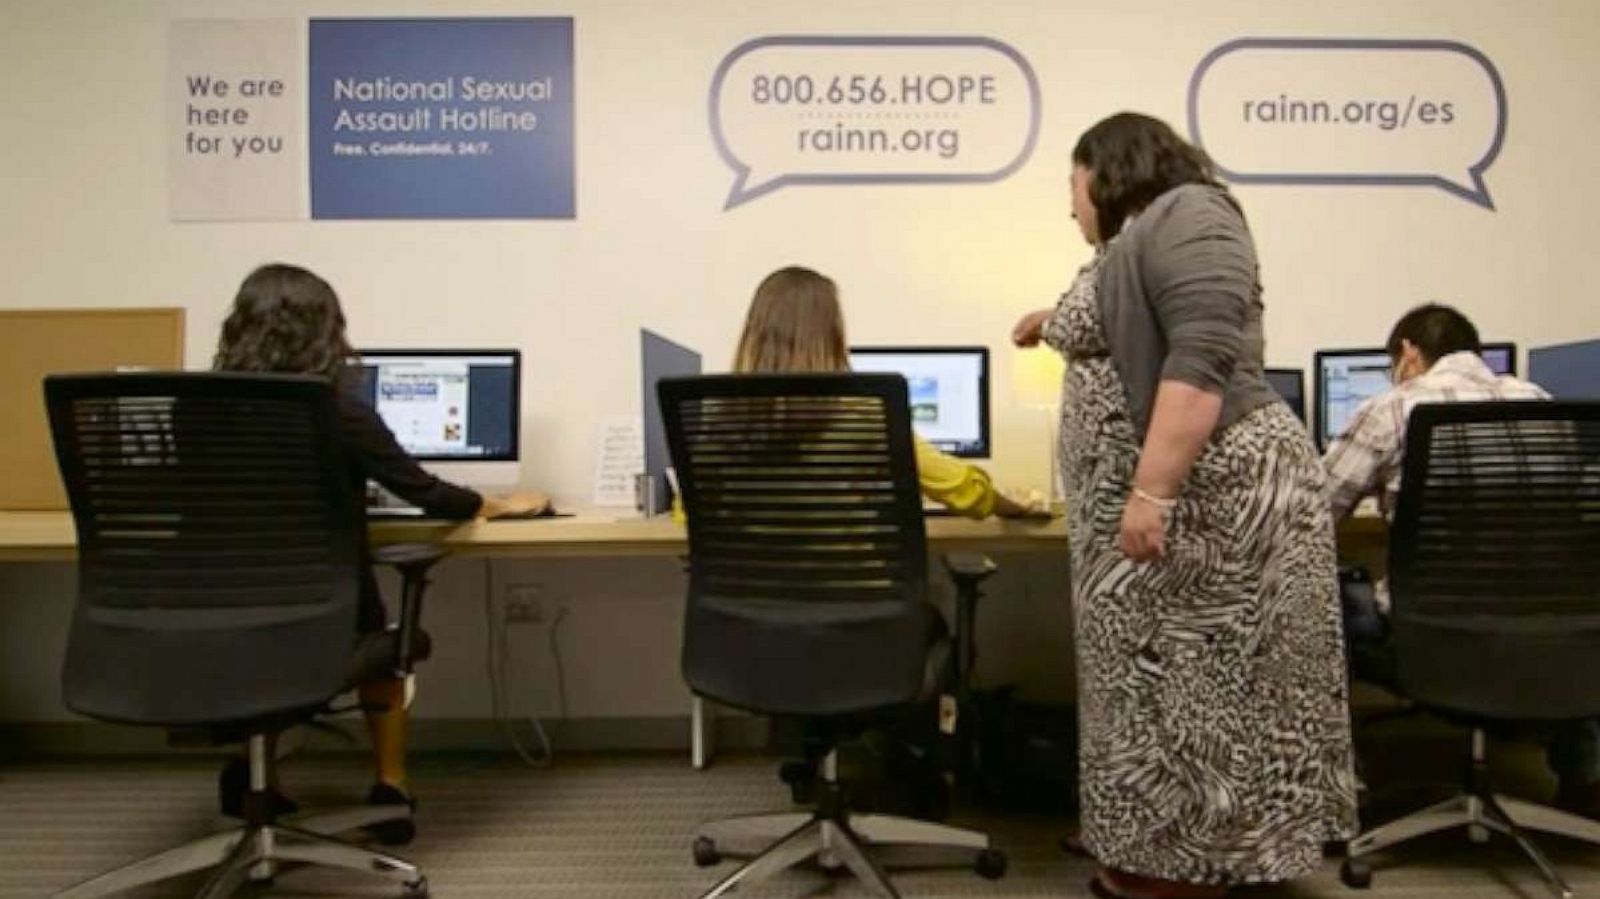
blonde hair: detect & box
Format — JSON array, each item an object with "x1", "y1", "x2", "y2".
[{"x1": 732, "y1": 266, "x2": 850, "y2": 374}]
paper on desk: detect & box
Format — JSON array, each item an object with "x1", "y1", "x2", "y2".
[{"x1": 593, "y1": 415, "x2": 644, "y2": 507}]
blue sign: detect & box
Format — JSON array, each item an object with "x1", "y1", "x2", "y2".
[{"x1": 310, "y1": 18, "x2": 575, "y2": 219}]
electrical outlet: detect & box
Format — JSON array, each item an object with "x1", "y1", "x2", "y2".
[
  {"x1": 504, "y1": 583, "x2": 544, "y2": 624},
  {"x1": 505, "y1": 601, "x2": 540, "y2": 623}
]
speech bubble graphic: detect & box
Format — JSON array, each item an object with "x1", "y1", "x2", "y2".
[
  {"x1": 1188, "y1": 38, "x2": 1506, "y2": 209},
  {"x1": 710, "y1": 36, "x2": 1040, "y2": 209}
]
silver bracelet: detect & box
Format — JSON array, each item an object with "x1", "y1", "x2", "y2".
[{"x1": 1130, "y1": 486, "x2": 1178, "y2": 510}]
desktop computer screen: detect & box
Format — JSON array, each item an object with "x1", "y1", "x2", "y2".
[
  {"x1": 353, "y1": 350, "x2": 520, "y2": 475},
  {"x1": 1480, "y1": 342, "x2": 1517, "y2": 376},
  {"x1": 1265, "y1": 368, "x2": 1305, "y2": 423},
  {"x1": 1314, "y1": 349, "x2": 1394, "y2": 450},
  {"x1": 848, "y1": 346, "x2": 990, "y2": 458},
  {"x1": 1530, "y1": 338, "x2": 1600, "y2": 399}
]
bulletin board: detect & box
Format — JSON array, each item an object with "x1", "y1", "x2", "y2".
[{"x1": 0, "y1": 308, "x2": 185, "y2": 510}]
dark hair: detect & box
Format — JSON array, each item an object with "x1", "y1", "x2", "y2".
[
  {"x1": 214, "y1": 263, "x2": 354, "y2": 384},
  {"x1": 1385, "y1": 303, "x2": 1481, "y2": 364},
  {"x1": 1072, "y1": 112, "x2": 1221, "y2": 240}
]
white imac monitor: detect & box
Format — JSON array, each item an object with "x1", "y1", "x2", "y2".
[
  {"x1": 354, "y1": 349, "x2": 521, "y2": 487},
  {"x1": 848, "y1": 346, "x2": 990, "y2": 458},
  {"x1": 1314, "y1": 349, "x2": 1393, "y2": 451}
]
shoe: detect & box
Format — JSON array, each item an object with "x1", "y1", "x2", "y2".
[
  {"x1": 778, "y1": 759, "x2": 818, "y2": 805},
  {"x1": 367, "y1": 781, "x2": 418, "y2": 811},
  {"x1": 217, "y1": 757, "x2": 299, "y2": 819},
  {"x1": 1060, "y1": 830, "x2": 1092, "y2": 858},
  {"x1": 363, "y1": 781, "x2": 418, "y2": 846},
  {"x1": 1090, "y1": 873, "x2": 1132, "y2": 899},
  {"x1": 1089, "y1": 868, "x2": 1229, "y2": 899}
]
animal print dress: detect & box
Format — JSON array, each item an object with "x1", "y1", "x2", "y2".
[{"x1": 1046, "y1": 254, "x2": 1358, "y2": 884}]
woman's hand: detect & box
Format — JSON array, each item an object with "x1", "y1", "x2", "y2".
[
  {"x1": 992, "y1": 491, "x2": 1032, "y2": 519},
  {"x1": 1116, "y1": 492, "x2": 1168, "y2": 562},
  {"x1": 1011, "y1": 308, "x2": 1054, "y2": 348},
  {"x1": 1120, "y1": 381, "x2": 1221, "y2": 562},
  {"x1": 479, "y1": 490, "x2": 552, "y2": 520}
]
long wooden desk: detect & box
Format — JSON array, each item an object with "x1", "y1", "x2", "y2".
[
  {"x1": 0, "y1": 509, "x2": 1070, "y2": 563},
  {"x1": 0, "y1": 508, "x2": 1387, "y2": 563},
  {"x1": 0, "y1": 508, "x2": 1069, "y2": 765},
  {"x1": 0, "y1": 507, "x2": 1384, "y2": 764}
]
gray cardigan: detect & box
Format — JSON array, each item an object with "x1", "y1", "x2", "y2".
[{"x1": 1096, "y1": 182, "x2": 1278, "y2": 441}]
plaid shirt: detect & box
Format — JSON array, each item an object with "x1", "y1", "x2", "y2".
[{"x1": 1323, "y1": 351, "x2": 1550, "y2": 522}]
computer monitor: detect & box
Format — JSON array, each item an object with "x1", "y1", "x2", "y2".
[
  {"x1": 354, "y1": 349, "x2": 521, "y2": 485},
  {"x1": 1480, "y1": 341, "x2": 1518, "y2": 376},
  {"x1": 1313, "y1": 349, "x2": 1393, "y2": 451},
  {"x1": 1530, "y1": 338, "x2": 1600, "y2": 400},
  {"x1": 848, "y1": 346, "x2": 990, "y2": 458},
  {"x1": 1264, "y1": 368, "x2": 1305, "y2": 423}
]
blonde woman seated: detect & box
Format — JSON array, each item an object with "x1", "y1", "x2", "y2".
[
  {"x1": 733, "y1": 265, "x2": 1029, "y2": 806},
  {"x1": 733, "y1": 265, "x2": 1030, "y2": 519}
]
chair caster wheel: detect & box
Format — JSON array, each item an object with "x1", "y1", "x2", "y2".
[
  {"x1": 693, "y1": 836, "x2": 722, "y2": 867},
  {"x1": 403, "y1": 876, "x2": 429, "y2": 898},
  {"x1": 1340, "y1": 858, "x2": 1372, "y2": 889},
  {"x1": 367, "y1": 818, "x2": 417, "y2": 847},
  {"x1": 975, "y1": 848, "x2": 1008, "y2": 880},
  {"x1": 1468, "y1": 824, "x2": 1490, "y2": 844}
]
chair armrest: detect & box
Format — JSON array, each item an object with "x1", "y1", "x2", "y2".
[
  {"x1": 943, "y1": 552, "x2": 998, "y2": 584},
  {"x1": 373, "y1": 543, "x2": 448, "y2": 569},
  {"x1": 373, "y1": 543, "x2": 449, "y2": 675}
]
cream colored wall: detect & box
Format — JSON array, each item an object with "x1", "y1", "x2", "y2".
[
  {"x1": 1, "y1": 0, "x2": 1597, "y2": 727},
  {"x1": 6, "y1": 0, "x2": 1597, "y2": 502}
]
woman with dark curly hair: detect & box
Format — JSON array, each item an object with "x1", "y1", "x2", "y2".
[
  {"x1": 1013, "y1": 113, "x2": 1357, "y2": 897},
  {"x1": 213, "y1": 263, "x2": 549, "y2": 835}
]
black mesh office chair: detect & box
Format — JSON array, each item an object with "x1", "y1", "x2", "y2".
[
  {"x1": 44, "y1": 373, "x2": 439, "y2": 899},
  {"x1": 1341, "y1": 402, "x2": 1600, "y2": 898},
  {"x1": 659, "y1": 373, "x2": 1005, "y2": 899}
]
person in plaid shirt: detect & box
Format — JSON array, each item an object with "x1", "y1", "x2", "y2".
[
  {"x1": 1324, "y1": 305, "x2": 1549, "y2": 526},
  {"x1": 1325, "y1": 303, "x2": 1600, "y2": 817}
]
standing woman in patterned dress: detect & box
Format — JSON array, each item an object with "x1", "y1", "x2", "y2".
[{"x1": 1012, "y1": 113, "x2": 1357, "y2": 899}]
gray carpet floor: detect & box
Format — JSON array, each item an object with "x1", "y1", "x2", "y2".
[{"x1": 4, "y1": 752, "x2": 1600, "y2": 898}]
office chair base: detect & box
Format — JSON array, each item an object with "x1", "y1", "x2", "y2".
[
  {"x1": 53, "y1": 809, "x2": 425, "y2": 899},
  {"x1": 694, "y1": 811, "x2": 1001, "y2": 899},
  {"x1": 1344, "y1": 790, "x2": 1600, "y2": 899}
]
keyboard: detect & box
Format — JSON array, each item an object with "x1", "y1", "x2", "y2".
[
  {"x1": 365, "y1": 504, "x2": 428, "y2": 519},
  {"x1": 366, "y1": 504, "x2": 568, "y2": 521},
  {"x1": 494, "y1": 505, "x2": 567, "y2": 520}
]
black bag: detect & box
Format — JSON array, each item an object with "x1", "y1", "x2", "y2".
[
  {"x1": 771, "y1": 710, "x2": 952, "y2": 821},
  {"x1": 973, "y1": 688, "x2": 1078, "y2": 811}
]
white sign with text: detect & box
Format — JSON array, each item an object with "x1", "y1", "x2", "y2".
[{"x1": 168, "y1": 19, "x2": 305, "y2": 221}]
